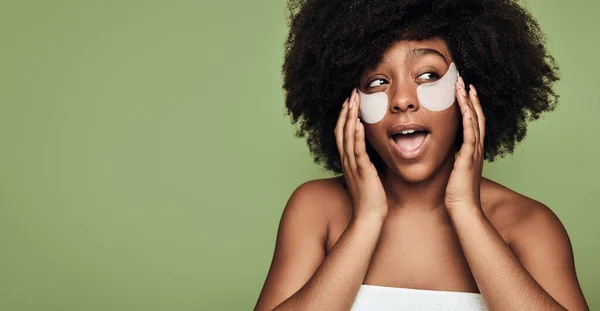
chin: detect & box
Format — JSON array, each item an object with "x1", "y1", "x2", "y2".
[{"x1": 386, "y1": 161, "x2": 437, "y2": 183}]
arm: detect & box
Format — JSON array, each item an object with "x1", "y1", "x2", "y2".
[
  {"x1": 256, "y1": 88, "x2": 388, "y2": 311},
  {"x1": 509, "y1": 202, "x2": 588, "y2": 310},
  {"x1": 447, "y1": 81, "x2": 588, "y2": 310},
  {"x1": 253, "y1": 181, "x2": 384, "y2": 311},
  {"x1": 448, "y1": 204, "x2": 588, "y2": 311}
]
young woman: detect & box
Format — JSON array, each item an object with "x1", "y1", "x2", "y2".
[{"x1": 255, "y1": 0, "x2": 589, "y2": 310}]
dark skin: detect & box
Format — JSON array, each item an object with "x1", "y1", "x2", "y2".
[{"x1": 255, "y1": 38, "x2": 589, "y2": 311}]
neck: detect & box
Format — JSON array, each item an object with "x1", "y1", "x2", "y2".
[{"x1": 382, "y1": 152, "x2": 455, "y2": 212}]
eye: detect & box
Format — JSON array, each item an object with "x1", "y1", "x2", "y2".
[
  {"x1": 417, "y1": 72, "x2": 440, "y2": 81},
  {"x1": 368, "y1": 78, "x2": 388, "y2": 88}
]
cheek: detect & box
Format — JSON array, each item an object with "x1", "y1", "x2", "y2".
[
  {"x1": 449, "y1": 106, "x2": 462, "y2": 136},
  {"x1": 432, "y1": 107, "x2": 462, "y2": 143},
  {"x1": 363, "y1": 125, "x2": 377, "y2": 145},
  {"x1": 363, "y1": 124, "x2": 388, "y2": 151}
]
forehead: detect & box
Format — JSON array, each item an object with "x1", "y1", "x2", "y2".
[{"x1": 380, "y1": 37, "x2": 453, "y2": 64}]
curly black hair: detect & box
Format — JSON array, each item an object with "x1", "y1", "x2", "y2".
[{"x1": 282, "y1": 0, "x2": 559, "y2": 174}]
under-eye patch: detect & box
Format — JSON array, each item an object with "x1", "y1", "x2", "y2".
[{"x1": 358, "y1": 63, "x2": 460, "y2": 124}]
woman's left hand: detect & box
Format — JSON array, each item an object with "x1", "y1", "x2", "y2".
[{"x1": 445, "y1": 77, "x2": 486, "y2": 212}]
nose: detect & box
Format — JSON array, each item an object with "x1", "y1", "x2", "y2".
[{"x1": 389, "y1": 81, "x2": 419, "y2": 113}]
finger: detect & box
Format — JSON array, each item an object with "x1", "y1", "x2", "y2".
[
  {"x1": 459, "y1": 77, "x2": 479, "y2": 145},
  {"x1": 469, "y1": 98, "x2": 480, "y2": 147},
  {"x1": 354, "y1": 118, "x2": 372, "y2": 173},
  {"x1": 335, "y1": 97, "x2": 350, "y2": 160},
  {"x1": 455, "y1": 78, "x2": 470, "y2": 116},
  {"x1": 461, "y1": 107, "x2": 476, "y2": 158},
  {"x1": 456, "y1": 81, "x2": 476, "y2": 157},
  {"x1": 344, "y1": 88, "x2": 359, "y2": 170},
  {"x1": 469, "y1": 84, "x2": 486, "y2": 144}
]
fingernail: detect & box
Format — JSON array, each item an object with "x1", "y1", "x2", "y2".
[
  {"x1": 349, "y1": 90, "x2": 354, "y2": 109},
  {"x1": 461, "y1": 86, "x2": 467, "y2": 97},
  {"x1": 458, "y1": 76, "x2": 465, "y2": 87},
  {"x1": 470, "y1": 84, "x2": 477, "y2": 96}
]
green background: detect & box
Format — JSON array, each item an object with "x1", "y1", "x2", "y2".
[{"x1": 0, "y1": 0, "x2": 597, "y2": 310}]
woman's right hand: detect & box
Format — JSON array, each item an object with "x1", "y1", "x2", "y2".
[{"x1": 334, "y1": 88, "x2": 388, "y2": 221}]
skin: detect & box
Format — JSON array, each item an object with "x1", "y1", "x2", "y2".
[{"x1": 254, "y1": 38, "x2": 589, "y2": 311}]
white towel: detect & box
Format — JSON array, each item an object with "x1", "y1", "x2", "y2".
[{"x1": 351, "y1": 284, "x2": 489, "y2": 311}]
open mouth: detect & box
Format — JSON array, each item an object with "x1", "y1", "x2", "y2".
[
  {"x1": 389, "y1": 127, "x2": 430, "y2": 159},
  {"x1": 392, "y1": 129, "x2": 429, "y2": 152}
]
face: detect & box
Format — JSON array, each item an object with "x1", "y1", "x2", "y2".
[{"x1": 358, "y1": 37, "x2": 461, "y2": 182}]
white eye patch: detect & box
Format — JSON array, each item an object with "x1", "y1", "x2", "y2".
[
  {"x1": 357, "y1": 62, "x2": 460, "y2": 124},
  {"x1": 416, "y1": 62, "x2": 459, "y2": 112},
  {"x1": 357, "y1": 91, "x2": 388, "y2": 124}
]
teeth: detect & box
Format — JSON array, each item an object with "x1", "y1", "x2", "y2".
[{"x1": 400, "y1": 129, "x2": 416, "y2": 135}]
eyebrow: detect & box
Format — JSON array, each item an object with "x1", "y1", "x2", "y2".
[
  {"x1": 407, "y1": 48, "x2": 448, "y2": 64},
  {"x1": 367, "y1": 47, "x2": 448, "y2": 79}
]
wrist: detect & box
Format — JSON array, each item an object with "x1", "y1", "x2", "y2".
[
  {"x1": 447, "y1": 203, "x2": 484, "y2": 219},
  {"x1": 446, "y1": 198, "x2": 480, "y2": 211},
  {"x1": 352, "y1": 212, "x2": 387, "y2": 227}
]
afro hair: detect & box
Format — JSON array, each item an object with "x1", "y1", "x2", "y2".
[{"x1": 282, "y1": 0, "x2": 559, "y2": 174}]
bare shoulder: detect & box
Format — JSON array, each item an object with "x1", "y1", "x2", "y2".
[
  {"x1": 289, "y1": 176, "x2": 354, "y2": 249},
  {"x1": 279, "y1": 177, "x2": 345, "y2": 239},
  {"x1": 253, "y1": 176, "x2": 351, "y2": 310},
  {"x1": 480, "y1": 178, "x2": 566, "y2": 249},
  {"x1": 292, "y1": 175, "x2": 348, "y2": 200},
  {"x1": 288, "y1": 175, "x2": 350, "y2": 217},
  {"x1": 480, "y1": 179, "x2": 589, "y2": 310},
  {"x1": 291, "y1": 175, "x2": 352, "y2": 219}
]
